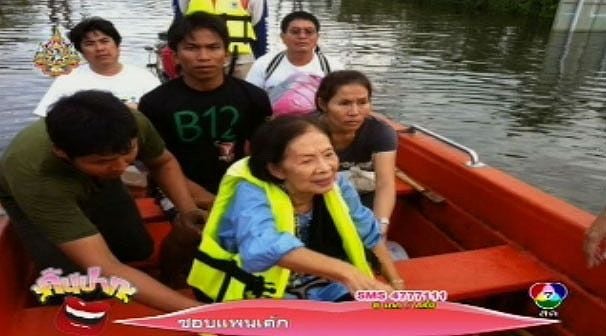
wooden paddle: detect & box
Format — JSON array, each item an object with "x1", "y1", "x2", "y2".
[{"x1": 395, "y1": 168, "x2": 445, "y2": 203}]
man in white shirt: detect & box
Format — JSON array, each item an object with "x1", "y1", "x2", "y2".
[
  {"x1": 245, "y1": 11, "x2": 342, "y2": 116},
  {"x1": 33, "y1": 17, "x2": 160, "y2": 117}
]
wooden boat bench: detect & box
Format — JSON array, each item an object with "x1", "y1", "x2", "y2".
[
  {"x1": 395, "y1": 175, "x2": 415, "y2": 197},
  {"x1": 394, "y1": 245, "x2": 555, "y2": 301},
  {"x1": 136, "y1": 197, "x2": 167, "y2": 223}
]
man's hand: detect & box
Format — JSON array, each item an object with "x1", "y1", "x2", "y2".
[
  {"x1": 192, "y1": 194, "x2": 215, "y2": 210},
  {"x1": 584, "y1": 214, "x2": 606, "y2": 267},
  {"x1": 175, "y1": 209, "x2": 208, "y2": 235},
  {"x1": 186, "y1": 179, "x2": 215, "y2": 210},
  {"x1": 160, "y1": 208, "x2": 207, "y2": 288}
]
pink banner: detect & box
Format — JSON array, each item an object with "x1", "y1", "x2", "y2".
[{"x1": 114, "y1": 300, "x2": 557, "y2": 335}]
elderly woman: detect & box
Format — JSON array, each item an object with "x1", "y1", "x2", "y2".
[
  {"x1": 316, "y1": 70, "x2": 398, "y2": 235},
  {"x1": 187, "y1": 116, "x2": 403, "y2": 302}
]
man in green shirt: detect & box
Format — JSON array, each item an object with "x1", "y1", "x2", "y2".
[{"x1": 0, "y1": 90, "x2": 200, "y2": 312}]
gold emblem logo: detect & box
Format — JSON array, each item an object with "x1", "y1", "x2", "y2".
[{"x1": 33, "y1": 26, "x2": 80, "y2": 77}]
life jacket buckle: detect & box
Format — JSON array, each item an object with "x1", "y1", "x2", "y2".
[{"x1": 244, "y1": 275, "x2": 276, "y2": 298}]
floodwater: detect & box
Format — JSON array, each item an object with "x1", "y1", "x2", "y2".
[{"x1": 0, "y1": 0, "x2": 605, "y2": 213}]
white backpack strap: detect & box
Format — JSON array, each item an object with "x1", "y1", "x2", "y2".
[
  {"x1": 316, "y1": 49, "x2": 331, "y2": 74},
  {"x1": 265, "y1": 51, "x2": 286, "y2": 81}
]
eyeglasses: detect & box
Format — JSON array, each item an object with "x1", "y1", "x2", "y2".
[{"x1": 286, "y1": 28, "x2": 317, "y2": 36}]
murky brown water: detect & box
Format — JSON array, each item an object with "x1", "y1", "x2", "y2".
[{"x1": 1, "y1": 0, "x2": 605, "y2": 213}]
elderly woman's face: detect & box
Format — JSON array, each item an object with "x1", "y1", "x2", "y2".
[{"x1": 270, "y1": 128, "x2": 339, "y2": 197}]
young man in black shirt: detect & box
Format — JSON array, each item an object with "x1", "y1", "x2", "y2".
[
  {"x1": 139, "y1": 12, "x2": 271, "y2": 209},
  {"x1": 139, "y1": 12, "x2": 271, "y2": 286}
]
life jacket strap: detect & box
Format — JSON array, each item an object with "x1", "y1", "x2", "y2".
[
  {"x1": 228, "y1": 45, "x2": 239, "y2": 77},
  {"x1": 220, "y1": 13, "x2": 252, "y2": 22},
  {"x1": 264, "y1": 49, "x2": 331, "y2": 82},
  {"x1": 264, "y1": 51, "x2": 286, "y2": 81},
  {"x1": 194, "y1": 249, "x2": 276, "y2": 301}
]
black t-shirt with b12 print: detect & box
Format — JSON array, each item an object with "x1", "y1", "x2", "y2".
[{"x1": 139, "y1": 76, "x2": 271, "y2": 193}]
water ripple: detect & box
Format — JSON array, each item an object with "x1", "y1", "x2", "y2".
[{"x1": 1, "y1": 0, "x2": 605, "y2": 212}]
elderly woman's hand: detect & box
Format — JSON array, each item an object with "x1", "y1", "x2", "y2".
[
  {"x1": 340, "y1": 265, "x2": 394, "y2": 294},
  {"x1": 389, "y1": 278, "x2": 405, "y2": 290}
]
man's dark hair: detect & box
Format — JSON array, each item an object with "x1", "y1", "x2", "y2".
[
  {"x1": 68, "y1": 17, "x2": 122, "y2": 52},
  {"x1": 280, "y1": 11, "x2": 320, "y2": 33},
  {"x1": 249, "y1": 116, "x2": 331, "y2": 184},
  {"x1": 167, "y1": 11, "x2": 229, "y2": 52},
  {"x1": 46, "y1": 90, "x2": 138, "y2": 158}
]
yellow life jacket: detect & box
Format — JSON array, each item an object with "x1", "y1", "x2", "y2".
[
  {"x1": 187, "y1": 157, "x2": 373, "y2": 302},
  {"x1": 186, "y1": 0, "x2": 256, "y2": 55}
]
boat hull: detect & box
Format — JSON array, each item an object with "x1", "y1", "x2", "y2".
[
  {"x1": 0, "y1": 121, "x2": 603, "y2": 335},
  {"x1": 391, "y1": 127, "x2": 604, "y2": 335}
]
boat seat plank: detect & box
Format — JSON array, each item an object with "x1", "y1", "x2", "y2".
[
  {"x1": 136, "y1": 198, "x2": 166, "y2": 223},
  {"x1": 395, "y1": 245, "x2": 554, "y2": 301},
  {"x1": 128, "y1": 221, "x2": 172, "y2": 270},
  {"x1": 395, "y1": 175, "x2": 415, "y2": 196},
  {"x1": 131, "y1": 200, "x2": 172, "y2": 270}
]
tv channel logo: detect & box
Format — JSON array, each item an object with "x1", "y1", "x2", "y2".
[{"x1": 529, "y1": 282, "x2": 568, "y2": 318}]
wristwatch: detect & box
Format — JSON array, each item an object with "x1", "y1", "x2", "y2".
[{"x1": 379, "y1": 217, "x2": 390, "y2": 234}]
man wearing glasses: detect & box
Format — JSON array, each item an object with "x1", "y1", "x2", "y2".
[{"x1": 245, "y1": 11, "x2": 342, "y2": 116}]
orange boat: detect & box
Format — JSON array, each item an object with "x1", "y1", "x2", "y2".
[{"x1": 0, "y1": 121, "x2": 602, "y2": 336}]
